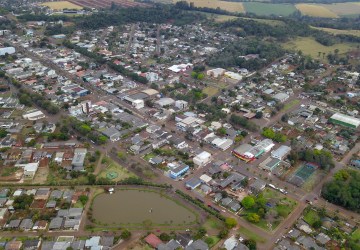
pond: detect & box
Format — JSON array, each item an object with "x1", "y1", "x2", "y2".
[{"x1": 92, "y1": 189, "x2": 197, "y2": 226}]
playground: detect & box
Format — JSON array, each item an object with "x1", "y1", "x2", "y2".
[{"x1": 289, "y1": 163, "x2": 318, "y2": 187}]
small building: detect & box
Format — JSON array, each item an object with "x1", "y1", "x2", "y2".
[
  {"x1": 185, "y1": 177, "x2": 202, "y2": 190},
  {"x1": 170, "y1": 164, "x2": 189, "y2": 179},
  {"x1": 23, "y1": 239, "x2": 41, "y2": 250},
  {"x1": 155, "y1": 98, "x2": 175, "y2": 107},
  {"x1": 250, "y1": 179, "x2": 266, "y2": 194},
  {"x1": 186, "y1": 239, "x2": 209, "y2": 250},
  {"x1": 175, "y1": 100, "x2": 188, "y2": 110},
  {"x1": 71, "y1": 148, "x2": 87, "y2": 169},
  {"x1": 22, "y1": 109, "x2": 45, "y2": 121},
  {"x1": 5, "y1": 241, "x2": 22, "y2": 250},
  {"x1": 0, "y1": 47, "x2": 15, "y2": 56},
  {"x1": 259, "y1": 157, "x2": 281, "y2": 172},
  {"x1": 207, "y1": 68, "x2": 226, "y2": 78},
  {"x1": 102, "y1": 127, "x2": 121, "y2": 142},
  {"x1": 271, "y1": 145, "x2": 291, "y2": 160},
  {"x1": 0, "y1": 208, "x2": 8, "y2": 219},
  {"x1": 193, "y1": 151, "x2": 212, "y2": 167},
  {"x1": 273, "y1": 92, "x2": 289, "y2": 103},
  {"x1": 132, "y1": 99, "x2": 144, "y2": 109},
  {"x1": 144, "y1": 233, "x2": 162, "y2": 248},
  {"x1": 329, "y1": 113, "x2": 360, "y2": 129}
]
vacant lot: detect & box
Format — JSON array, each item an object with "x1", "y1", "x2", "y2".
[
  {"x1": 243, "y1": 2, "x2": 296, "y2": 16},
  {"x1": 296, "y1": 4, "x2": 338, "y2": 18},
  {"x1": 312, "y1": 26, "x2": 360, "y2": 37},
  {"x1": 303, "y1": 209, "x2": 320, "y2": 226},
  {"x1": 203, "y1": 86, "x2": 218, "y2": 97},
  {"x1": 321, "y1": 2, "x2": 360, "y2": 17},
  {"x1": 41, "y1": 1, "x2": 83, "y2": 10},
  {"x1": 176, "y1": 0, "x2": 245, "y2": 13},
  {"x1": 283, "y1": 37, "x2": 357, "y2": 61}
]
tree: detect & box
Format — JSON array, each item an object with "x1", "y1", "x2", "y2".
[
  {"x1": 246, "y1": 213, "x2": 260, "y2": 223},
  {"x1": 205, "y1": 237, "x2": 214, "y2": 246},
  {"x1": 88, "y1": 174, "x2": 96, "y2": 185},
  {"x1": 217, "y1": 127, "x2": 227, "y2": 136},
  {"x1": 241, "y1": 196, "x2": 255, "y2": 209},
  {"x1": 159, "y1": 233, "x2": 171, "y2": 241},
  {"x1": 255, "y1": 111, "x2": 263, "y2": 119},
  {"x1": 218, "y1": 229, "x2": 229, "y2": 239},
  {"x1": 312, "y1": 220, "x2": 322, "y2": 229},
  {"x1": 0, "y1": 128, "x2": 7, "y2": 138},
  {"x1": 79, "y1": 195, "x2": 89, "y2": 206},
  {"x1": 121, "y1": 229, "x2": 131, "y2": 240},
  {"x1": 244, "y1": 239, "x2": 256, "y2": 250},
  {"x1": 261, "y1": 127, "x2": 275, "y2": 139},
  {"x1": 225, "y1": 217, "x2": 237, "y2": 229}
]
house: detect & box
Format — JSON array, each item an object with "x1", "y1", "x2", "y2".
[
  {"x1": 144, "y1": 233, "x2": 162, "y2": 248},
  {"x1": 158, "y1": 239, "x2": 182, "y2": 250},
  {"x1": 149, "y1": 156, "x2": 164, "y2": 165},
  {"x1": 170, "y1": 163, "x2": 189, "y2": 179},
  {"x1": 32, "y1": 220, "x2": 47, "y2": 230},
  {"x1": 8, "y1": 219, "x2": 21, "y2": 229},
  {"x1": 169, "y1": 137, "x2": 188, "y2": 149},
  {"x1": 200, "y1": 184, "x2": 212, "y2": 195},
  {"x1": 5, "y1": 241, "x2": 22, "y2": 250},
  {"x1": 249, "y1": 179, "x2": 266, "y2": 193},
  {"x1": 0, "y1": 208, "x2": 8, "y2": 219},
  {"x1": 223, "y1": 235, "x2": 238, "y2": 250},
  {"x1": 207, "y1": 68, "x2": 226, "y2": 78},
  {"x1": 271, "y1": 145, "x2": 291, "y2": 160},
  {"x1": 193, "y1": 151, "x2": 212, "y2": 167},
  {"x1": 186, "y1": 239, "x2": 208, "y2": 250},
  {"x1": 23, "y1": 239, "x2": 41, "y2": 250},
  {"x1": 100, "y1": 236, "x2": 114, "y2": 248},
  {"x1": 229, "y1": 201, "x2": 241, "y2": 212},
  {"x1": 102, "y1": 127, "x2": 121, "y2": 141},
  {"x1": 35, "y1": 188, "x2": 50, "y2": 200},
  {"x1": 273, "y1": 92, "x2": 289, "y2": 103},
  {"x1": 185, "y1": 177, "x2": 202, "y2": 190},
  {"x1": 48, "y1": 217, "x2": 63, "y2": 230},
  {"x1": 19, "y1": 219, "x2": 33, "y2": 231},
  {"x1": 85, "y1": 236, "x2": 101, "y2": 249},
  {"x1": 132, "y1": 99, "x2": 144, "y2": 109},
  {"x1": 175, "y1": 100, "x2": 188, "y2": 110},
  {"x1": 221, "y1": 197, "x2": 233, "y2": 206},
  {"x1": 71, "y1": 148, "x2": 87, "y2": 170},
  {"x1": 23, "y1": 162, "x2": 39, "y2": 179}
]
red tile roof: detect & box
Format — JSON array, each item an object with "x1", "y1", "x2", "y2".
[{"x1": 144, "y1": 233, "x2": 162, "y2": 248}]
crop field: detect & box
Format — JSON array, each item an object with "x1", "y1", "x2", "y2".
[
  {"x1": 68, "y1": 0, "x2": 147, "y2": 9},
  {"x1": 283, "y1": 37, "x2": 357, "y2": 61},
  {"x1": 295, "y1": 4, "x2": 338, "y2": 18},
  {"x1": 321, "y1": 2, "x2": 360, "y2": 17},
  {"x1": 41, "y1": 1, "x2": 83, "y2": 10},
  {"x1": 312, "y1": 26, "x2": 360, "y2": 37},
  {"x1": 243, "y1": 2, "x2": 296, "y2": 16},
  {"x1": 175, "y1": 0, "x2": 245, "y2": 13}
]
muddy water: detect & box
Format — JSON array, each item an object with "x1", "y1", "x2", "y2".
[{"x1": 92, "y1": 189, "x2": 196, "y2": 225}]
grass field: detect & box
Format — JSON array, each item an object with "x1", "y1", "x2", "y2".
[
  {"x1": 98, "y1": 159, "x2": 135, "y2": 182},
  {"x1": 238, "y1": 227, "x2": 266, "y2": 243},
  {"x1": 203, "y1": 218, "x2": 223, "y2": 231},
  {"x1": 283, "y1": 99, "x2": 300, "y2": 112},
  {"x1": 351, "y1": 228, "x2": 360, "y2": 242},
  {"x1": 176, "y1": 0, "x2": 245, "y2": 13},
  {"x1": 283, "y1": 37, "x2": 357, "y2": 61},
  {"x1": 203, "y1": 86, "x2": 218, "y2": 97},
  {"x1": 312, "y1": 26, "x2": 360, "y2": 37},
  {"x1": 41, "y1": 1, "x2": 83, "y2": 10},
  {"x1": 295, "y1": 4, "x2": 338, "y2": 18},
  {"x1": 243, "y1": 2, "x2": 296, "y2": 16},
  {"x1": 303, "y1": 209, "x2": 320, "y2": 226},
  {"x1": 321, "y1": 2, "x2": 360, "y2": 17}
]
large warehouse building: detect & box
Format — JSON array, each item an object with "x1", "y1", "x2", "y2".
[{"x1": 329, "y1": 113, "x2": 360, "y2": 129}]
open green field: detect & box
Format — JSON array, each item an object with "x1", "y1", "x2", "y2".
[
  {"x1": 202, "y1": 86, "x2": 218, "y2": 97},
  {"x1": 238, "y1": 227, "x2": 266, "y2": 243},
  {"x1": 98, "y1": 158, "x2": 135, "y2": 182},
  {"x1": 296, "y1": 4, "x2": 338, "y2": 18},
  {"x1": 312, "y1": 26, "x2": 360, "y2": 38},
  {"x1": 303, "y1": 209, "x2": 320, "y2": 226},
  {"x1": 283, "y1": 37, "x2": 357, "y2": 61},
  {"x1": 243, "y1": 2, "x2": 296, "y2": 16},
  {"x1": 175, "y1": 0, "x2": 245, "y2": 13},
  {"x1": 351, "y1": 228, "x2": 360, "y2": 242},
  {"x1": 283, "y1": 99, "x2": 300, "y2": 112},
  {"x1": 321, "y1": 2, "x2": 360, "y2": 17},
  {"x1": 41, "y1": 1, "x2": 83, "y2": 10},
  {"x1": 203, "y1": 218, "x2": 223, "y2": 231}
]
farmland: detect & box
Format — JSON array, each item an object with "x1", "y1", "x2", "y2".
[
  {"x1": 311, "y1": 26, "x2": 360, "y2": 38},
  {"x1": 41, "y1": 1, "x2": 83, "y2": 10},
  {"x1": 283, "y1": 37, "x2": 357, "y2": 61},
  {"x1": 321, "y1": 2, "x2": 360, "y2": 17},
  {"x1": 243, "y1": 2, "x2": 296, "y2": 17},
  {"x1": 68, "y1": 0, "x2": 148, "y2": 9},
  {"x1": 295, "y1": 4, "x2": 338, "y2": 18},
  {"x1": 178, "y1": 0, "x2": 245, "y2": 13}
]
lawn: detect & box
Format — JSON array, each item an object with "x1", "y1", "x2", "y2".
[
  {"x1": 295, "y1": 4, "x2": 338, "y2": 18},
  {"x1": 41, "y1": 1, "x2": 83, "y2": 10},
  {"x1": 283, "y1": 37, "x2": 357, "y2": 61},
  {"x1": 283, "y1": 99, "x2": 300, "y2": 112},
  {"x1": 178, "y1": 0, "x2": 245, "y2": 13},
  {"x1": 206, "y1": 236, "x2": 220, "y2": 248},
  {"x1": 202, "y1": 86, "x2": 218, "y2": 97},
  {"x1": 243, "y1": 2, "x2": 297, "y2": 16},
  {"x1": 311, "y1": 26, "x2": 360, "y2": 38},
  {"x1": 203, "y1": 218, "x2": 223, "y2": 231},
  {"x1": 143, "y1": 152, "x2": 156, "y2": 161},
  {"x1": 98, "y1": 159, "x2": 135, "y2": 182},
  {"x1": 238, "y1": 227, "x2": 266, "y2": 243},
  {"x1": 303, "y1": 209, "x2": 320, "y2": 226},
  {"x1": 351, "y1": 228, "x2": 360, "y2": 242}
]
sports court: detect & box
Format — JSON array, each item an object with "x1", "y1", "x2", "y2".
[{"x1": 289, "y1": 163, "x2": 318, "y2": 187}]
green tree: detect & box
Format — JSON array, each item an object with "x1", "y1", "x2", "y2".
[
  {"x1": 241, "y1": 196, "x2": 255, "y2": 209},
  {"x1": 121, "y1": 229, "x2": 131, "y2": 240},
  {"x1": 79, "y1": 195, "x2": 89, "y2": 206},
  {"x1": 225, "y1": 217, "x2": 237, "y2": 229},
  {"x1": 0, "y1": 128, "x2": 7, "y2": 138},
  {"x1": 159, "y1": 233, "x2": 171, "y2": 241},
  {"x1": 246, "y1": 213, "x2": 260, "y2": 223},
  {"x1": 205, "y1": 237, "x2": 214, "y2": 246},
  {"x1": 218, "y1": 229, "x2": 229, "y2": 239}
]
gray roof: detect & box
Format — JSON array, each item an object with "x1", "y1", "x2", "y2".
[
  {"x1": 8, "y1": 219, "x2": 21, "y2": 228},
  {"x1": 71, "y1": 240, "x2": 85, "y2": 250},
  {"x1": 220, "y1": 172, "x2": 245, "y2": 188},
  {"x1": 46, "y1": 200, "x2": 56, "y2": 208},
  {"x1": 186, "y1": 239, "x2": 209, "y2": 250},
  {"x1": 19, "y1": 218, "x2": 33, "y2": 230},
  {"x1": 100, "y1": 236, "x2": 114, "y2": 247},
  {"x1": 49, "y1": 217, "x2": 63, "y2": 230},
  {"x1": 221, "y1": 197, "x2": 233, "y2": 206},
  {"x1": 50, "y1": 190, "x2": 63, "y2": 199},
  {"x1": 40, "y1": 241, "x2": 55, "y2": 250}
]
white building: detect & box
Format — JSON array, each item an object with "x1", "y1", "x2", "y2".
[
  {"x1": 193, "y1": 151, "x2": 212, "y2": 167},
  {"x1": 207, "y1": 68, "x2": 225, "y2": 78},
  {"x1": 22, "y1": 110, "x2": 45, "y2": 121},
  {"x1": 132, "y1": 99, "x2": 144, "y2": 109},
  {"x1": 273, "y1": 92, "x2": 289, "y2": 103},
  {"x1": 271, "y1": 145, "x2": 291, "y2": 160},
  {"x1": 175, "y1": 100, "x2": 188, "y2": 110},
  {"x1": 0, "y1": 47, "x2": 15, "y2": 56}
]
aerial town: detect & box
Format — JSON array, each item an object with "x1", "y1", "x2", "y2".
[{"x1": 0, "y1": 0, "x2": 359, "y2": 249}]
